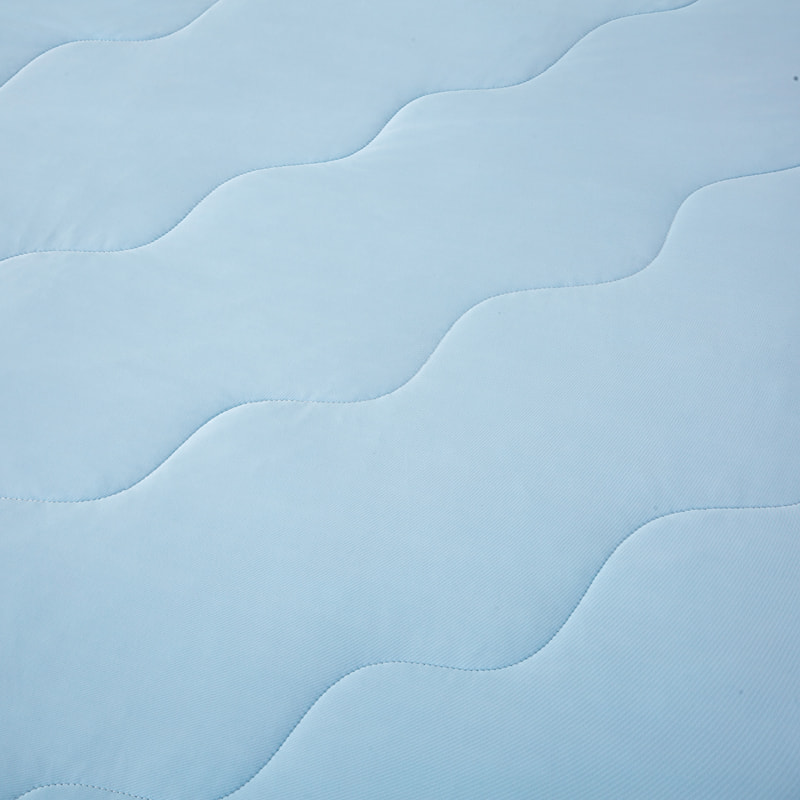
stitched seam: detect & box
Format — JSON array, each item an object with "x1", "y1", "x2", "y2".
[
  {"x1": 0, "y1": 0, "x2": 224, "y2": 92},
  {"x1": 0, "y1": 0, "x2": 700, "y2": 267},
  {"x1": 4, "y1": 2, "x2": 796, "y2": 798},
  {"x1": 12, "y1": 785, "x2": 150, "y2": 800},
  {"x1": 1, "y1": 161, "x2": 797, "y2": 505},
  {"x1": 242, "y1": 499, "x2": 800, "y2": 792},
  {"x1": 11, "y1": 499, "x2": 800, "y2": 800}
]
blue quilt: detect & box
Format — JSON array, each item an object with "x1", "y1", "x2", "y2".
[{"x1": 2, "y1": 1, "x2": 799, "y2": 797}]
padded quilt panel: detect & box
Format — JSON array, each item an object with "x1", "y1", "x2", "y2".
[{"x1": 1, "y1": 1, "x2": 798, "y2": 798}]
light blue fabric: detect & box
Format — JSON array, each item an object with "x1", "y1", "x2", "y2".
[
  {"x1": 0, "y1": 0, "x2": 217, "y2": 87},
  {"x1": 1, "y1": 1, "x2": 799, "y2": 798}
]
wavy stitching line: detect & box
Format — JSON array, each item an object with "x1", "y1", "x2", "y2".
[
  {"x1": 11, "y1": 498, "x2": 800, "y2": 800},
  {"x1": 4, "y1": 1, "x2": 796, "y2": 796},
  {"x1": 0, "y1": 0, "x2": 224, "y2": 92},
  {"x1": 2, "y1": 160, "x2": 798, "y2": 505},
  {"x1": 12, "y1": 787, "x2": 149, "y2": 800},
  {"x1": 0, "y1": 0, "x2": 700, "y2": 267}
]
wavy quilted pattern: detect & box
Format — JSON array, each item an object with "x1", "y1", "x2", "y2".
[
  {"x1": 0, "y1": 0, "x2": 694, "y2": 262},
  {"x1": 1, "y1": 0, "x2": 798, "y2": 798},
  {"x1": 255, "y1": 505, "x2": 800, "y2": 799},
  {"x1": 2, "y1": 0, "x2": 798, "y2": 500},
  {"x1": 0, "y1": 0, "x2": 218, "y2": 87}
]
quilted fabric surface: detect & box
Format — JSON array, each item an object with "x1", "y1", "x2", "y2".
[{"x1": 1, "y1": 1, "x2": 799, "y2": 797}]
